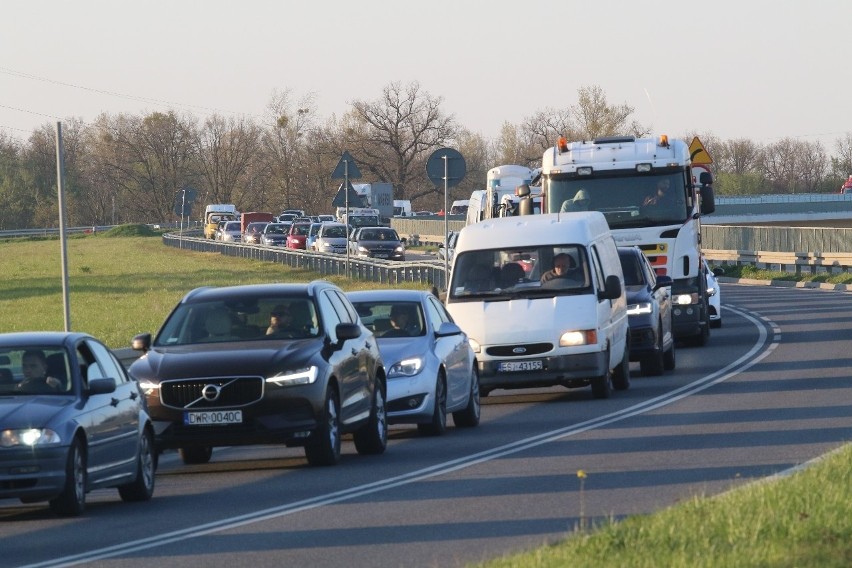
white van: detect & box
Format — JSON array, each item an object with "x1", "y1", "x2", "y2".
[{"x1": 445, "y1": 212, "x2": 630, "y2": 399}]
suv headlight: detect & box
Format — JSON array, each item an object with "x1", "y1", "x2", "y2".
[{"x1": 268, "y1": 366, "x2": 319, "y2": 386}]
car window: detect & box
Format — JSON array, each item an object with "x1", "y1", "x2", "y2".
[
  {"x1": 85, "y1": 339, "x2": 128, "y2": 384},
  {"x1": 0, "y1": 346, "x2": 72, "y2": 395},
  {"x1": 325, "y1": 290, "x2": 355, "y2": 324},
  {"x1": 424, "y1": 297, "x2": 446, "y2": 330},
  {"x1": 427, "y1": 296, "x2": 451, "y2": 324},
  {"x1": 333, "y1": 290, "x2": 360, "y2": 324},
  {"x1": 317, "y1": 291, "x2": 343, "y2": 341}
]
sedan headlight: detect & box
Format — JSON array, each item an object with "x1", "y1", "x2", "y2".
[
  {"x1": 388, "y1": 357, "x2": 424, "y2": 378},
  {"x1": 626, "y1": 302, "x2": 653, "y2": 315},
  {"x1": 394, "y1": 245, "x2": 405, "y2": 253},
  {"x1": 357, "y1": 246, "x2": 370, "y2": 254},
  {"x1": 1, "y1": 428, "x2": 61, "y2": 447},
  {"x1": 468, "y1": 338, "x2": 481, "y2": 353},
  {"x1": 267, "y1": 366, "x2": 319, "y2": 386}
]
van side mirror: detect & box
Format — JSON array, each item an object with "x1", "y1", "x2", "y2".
[{"x1": 599, "y1": 274, "x2": 622, "y2": 301}]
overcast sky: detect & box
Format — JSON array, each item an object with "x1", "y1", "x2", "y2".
[{"x1": 2, "y1": 0, "x2": 850, "y2": 153}]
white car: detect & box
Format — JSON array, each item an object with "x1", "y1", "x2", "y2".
[
  {"x1": 704, "y1": 259, "x2": 722, "y2": 328},
  {"x1": 312, "y1": 222, "x2": 349, "y2": 254}
]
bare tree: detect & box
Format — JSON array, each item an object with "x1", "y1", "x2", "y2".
[
  {"x1": 91, "y1": 111, "x2": 199, "y2": 221},
  {"x1": 196, "y1": 114, "x2": 263, "y2": 208},
  {"x1": 346, "y1": 81, "x2": 457, "y2": 203},
  {"x1": 261, "y1": 89, "x2": 318, "y2": 213},
  {"x1": 571, "y1": 85, "x2": 649, "y2": 140},
  {"x1": 830, "y1": 133, "x2": 852, "y2": 187}
]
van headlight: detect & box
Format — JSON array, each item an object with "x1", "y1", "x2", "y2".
[{"x1": 560, "y1": 330, "x2": 597, "y2": 347}]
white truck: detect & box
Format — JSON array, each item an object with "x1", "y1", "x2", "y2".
[
  {"x1": 466, "y1": 165, "x2": 536, "y2": 225},
  {"x1": 537, "y1": 134, "x2": 716, "y2": 344},
  {"x1": 352, "y1": 183, "x2": 394, "y2": 225},
  {"x1": 336, "y1": 207, "x2": 382, "y2": 228},
  {"x1": 393, "y1": 199, "x2": 412, "y2": 217}
]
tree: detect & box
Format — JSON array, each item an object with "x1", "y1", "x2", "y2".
[
  {"x1": 830, "y1": 133, "x2": 852, "y2": 189},
  {"x1": 91, "y1": 111, "x2": 199, "y2": 221},
  {"x1": 571, "y1": 85, "x2": 649, "y2": 140},
  {"x1": 346, "y1": 81, "x2": 457, "y2": 203},
  {"x1": 196, "y1": 114, "x2": 263, "y2": 208}
]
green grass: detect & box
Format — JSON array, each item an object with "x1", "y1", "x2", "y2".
[
  {"x1": 0, "y1": 225, "x2": 421, "y2": 348},
  {"x1": 712, "y1": 263, "x2": 852, "y2": 285},
  {"x1": 3, "y1": 227, "x2": 849, "y2": 567},
  {"x1": 474, "y1": 445, "x2": 851, "y2": 568}
]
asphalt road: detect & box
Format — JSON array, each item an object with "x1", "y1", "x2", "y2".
[{"x1": 2, "y1": 283, "x2": 851, "y2": 568}]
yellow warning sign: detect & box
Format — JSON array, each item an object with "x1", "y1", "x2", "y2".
[{"x1": 689, "y1": 136, "x2": 713, "y2": 165}]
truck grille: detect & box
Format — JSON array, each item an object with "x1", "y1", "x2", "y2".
[{"x1": 160, "y1": 377, "x2": 264, "y2": 409}]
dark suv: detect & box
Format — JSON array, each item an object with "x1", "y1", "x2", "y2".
[
  {"x1": 129, "y1": 281, "x2": 388, "y2": 466},
  {"x1": 618, "y1": 246, "x2": 675, "y2": 376},
  {"x1": 349, "y1": 227, "x2": 406, "y2": 261}
]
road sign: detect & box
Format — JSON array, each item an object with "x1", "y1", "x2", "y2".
[
  {"x1": 331, "y1": 151, "x2": 362, "y2": 180},
  {"x1": 426, "y1": 148, "x2": 466, "y2": 188},
  {"x1": 689, "y1": 137, "x2": 713, "y2": 165},
  {"x1": 331, "y1": 182, "x2": 365, "y2": 208}
]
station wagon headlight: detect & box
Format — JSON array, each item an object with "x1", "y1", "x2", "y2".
[
  {"x1": 1, "y1": 428, "x2": 61, "y2": 447},
  {"x1": 560, "y1": 330, "x2": 597, "y2": 347},
  {"x1": 388, "y1": 357, "x2": 424, "y2": 378},
  {"x1": 268, "y1": 366, "x2": 318, "y2": 386},
  {"x1": 626, "y1": 302, "x2": 653, "y2": 315}
]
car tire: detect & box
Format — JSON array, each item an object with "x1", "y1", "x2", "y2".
[
  {"x1": 590, "y1": 349, "x2": 613, "y2": 399},
  {"x1": 49, "y1": 437, "x2": 86, "y2": 517},
  {"x1": 179, "y1": 446, "x2": 213, "y2": 465},
  {"x1": 305, "y1": 387, "x2": 341, "y2": 466},
  {"x1": 663, "y1": 336, "x2": 676, "y2": 371},
  {"x1": 354, "y1": 381, "x2": 388, "y2": 455},
  {"x1": 612, "y1": 341, "x2": 631, "y2": 391},
  {"x1": 118, "y1": 428, "x2": 156, "y2": 502},
  {"x1": 640, "y1": 325, "x2": 665, "y2": 376},
  {"x1": 418, "y1": 373, "x2": 448, "y2": 436},
  {"x1": 452, "y1": 365, "x2": 481, "y2": 428}
]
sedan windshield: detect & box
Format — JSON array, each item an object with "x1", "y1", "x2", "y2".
[{"x1": 0, "y1": 347, "x2": 72, "y2": 395}]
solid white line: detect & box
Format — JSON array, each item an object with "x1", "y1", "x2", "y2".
[{"x1": 23, "y1": 305, "x2": 776, "y2": 568}]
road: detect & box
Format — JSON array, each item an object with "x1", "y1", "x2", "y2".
[{"x1": 2, "y1": 283, "x2": 851, "y2": 568}]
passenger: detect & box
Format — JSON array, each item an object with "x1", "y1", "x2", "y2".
[{"x1": 560, "y1": 189, "x2": 591, "y2": 212}]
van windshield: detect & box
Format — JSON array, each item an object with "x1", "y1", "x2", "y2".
[{"x1": 449, "y1": 245, "x2": 591, "y2": 300}]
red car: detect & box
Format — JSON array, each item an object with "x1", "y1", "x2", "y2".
[{"x1": 286, "y1": 222, "x2": 312, "y2": 249}]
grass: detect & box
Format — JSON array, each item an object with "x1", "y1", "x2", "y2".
[
  {"x1": 3, "y1": 227, "x2": 849, "y2": 566},
  {"x1": 473, "y1": 445, "x2": 851, "y2": 568},
  {"x1": 711, "y1": 263, "x2": 852, "y2": 285},
  {"x1": 0, "y1": 225, "x2": 422, "y2": 348}
]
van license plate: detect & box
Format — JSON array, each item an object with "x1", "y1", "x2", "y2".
[
  {"x1": 185, "y1": 410, "x2": 243, "y2": 426},
  {"x1": 497, "y1": 360, "x2": 543, "y2": 372}
]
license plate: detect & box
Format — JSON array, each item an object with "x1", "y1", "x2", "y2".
[
  {"x1": 497, "y1": 360, "x2": 543, "y2": 372},
  {"x1": 184, "y1": 410, "x2": 243, "y2": 426},
  {"x1": 374, "y1": 253, "x2": 389, "y2": 258}
]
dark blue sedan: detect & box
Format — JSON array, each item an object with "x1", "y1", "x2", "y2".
[{"x1": 0, "y1": 332, "x2": 156, "y2": 516}]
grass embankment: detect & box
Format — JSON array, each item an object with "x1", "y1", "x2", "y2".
[
  {"x1": 0, "y1": 225, "x2": 419, "y2": 347},
  {"x1": 2, "y1": 226, "x2": 849, "y2": 567},
  {"x1": 475, "y1": 445, "x2": 851, "y2": 568}
]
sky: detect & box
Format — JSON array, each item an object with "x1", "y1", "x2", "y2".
[{"x1": 2, "y1": 0, "x2": 850, "y2": 153}]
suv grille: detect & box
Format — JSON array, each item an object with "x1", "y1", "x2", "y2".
[
  {"x1": 160, "y1": 377, "x2": 264, "y2": 409},
  {"x1": 486, "y1": 343, "x2": 553, "y2": 357}
]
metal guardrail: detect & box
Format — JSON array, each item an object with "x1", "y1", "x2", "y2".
[{"x1": 163, "y1": 233, "x2": 449, "y2": 289}]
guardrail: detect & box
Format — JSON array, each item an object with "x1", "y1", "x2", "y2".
[{"x1": 162, "y1": 233, "x2": 450, "y2": 289}]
